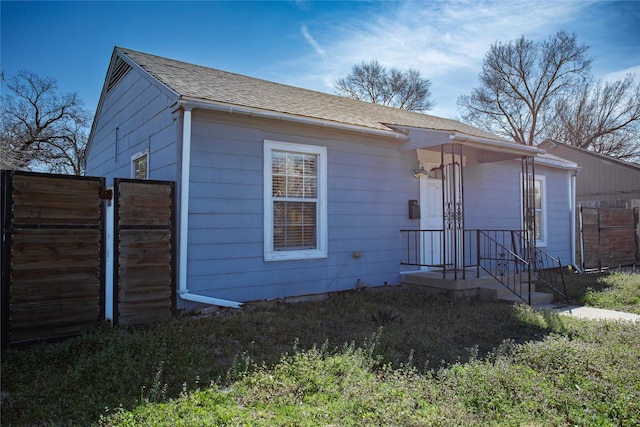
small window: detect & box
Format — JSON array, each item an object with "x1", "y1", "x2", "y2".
[
  {"x1": 522, "y1": 174, "x2": 546, "y2": 246},
  {"x1": 532, "y1": 178, "x2": 546, "y2": 245},
  {"x1": 264, "y1": 140, "x2": 327, "y2": 261},
  {"x1": 131, "y1": 151, "x2": 149, "y2": 179},
  {"x1": 428, "y1": 166, "x2": 443, "y2": 180}
]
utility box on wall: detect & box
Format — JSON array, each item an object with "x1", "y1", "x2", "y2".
[{"x1": 408, "y1": 199, "x2": 420, "y2": 219}]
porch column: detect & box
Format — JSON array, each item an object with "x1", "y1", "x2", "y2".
[
  {"x1": 440, "y1": 143, "x2": 465, "y2": 279},
  {"x1": 521, "y1": 156, "x2": 537, "y2": 260}
]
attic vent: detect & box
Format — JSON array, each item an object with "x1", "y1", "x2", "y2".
[{"x1": 106, "y1": 56, "x2": 132, "y2": 93}]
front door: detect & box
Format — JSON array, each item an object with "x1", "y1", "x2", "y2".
[{"x1": 419, "y1": 170, "x2": 443, "y2": 268}]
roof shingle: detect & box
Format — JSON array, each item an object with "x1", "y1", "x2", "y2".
[{"x1": 118, "y1": 47, "x2": 508, "y2": 142}]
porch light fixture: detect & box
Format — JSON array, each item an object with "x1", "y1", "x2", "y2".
[{"x1": 413, "y1": 161, "x2": 428, "y2": 178}]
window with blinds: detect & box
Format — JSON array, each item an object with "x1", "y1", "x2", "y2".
[
  {"x1": 272, "y1": 151, "x2": 317, "y2": 250},
  {"x1": 264, "y1": 141, "x2": 327, "y2": 261}
]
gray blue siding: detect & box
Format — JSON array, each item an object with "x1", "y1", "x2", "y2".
[
  {"x1": 85, "y1": 68, "x2": 179, "y2": 184},
  {"x1": 186, "y1": 110, "x2": 418, "y2": 302},
  {"x1": 86, "y1": 62, "x2": 574, "y2": 307},
  {"x1": 463, "y1": 160, "x2": 573, "y2": 263}
]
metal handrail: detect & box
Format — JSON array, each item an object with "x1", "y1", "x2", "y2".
[
  {"x1": 400, "y1": 229, "x2": 568, "y2": 305},
  {"x1": 477, "y1": 230, "x2": 532, "y2": 304},
  {"x1": 512, "y1": 231, "x2": 568, "y2": 302}
]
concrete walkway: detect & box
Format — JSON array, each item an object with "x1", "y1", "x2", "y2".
[{"x1": 536, "y1": 304, "x2": 640, "y2": 322}]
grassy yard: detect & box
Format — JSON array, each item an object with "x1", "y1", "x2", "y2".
[
  {"x1": 2, "y1": 271, "x2": 639, "y2": 426},
  {"x1": 566, "y1": 269, "x2": 640, "y2": 314}
]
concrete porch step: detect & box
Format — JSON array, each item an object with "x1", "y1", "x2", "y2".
[
  {"x1": 465, "y1": 280, "x2": 553, "y2": 305},
  {"x1": 401, "y1": 269, "x2": 498, "y2": 289},
  {"x1": 400, "y1": 270, "x2": 554, "y2": 306},
  {"x1": 477, "y1": 280, "x2": 537, "y2": 296},
  {"x1": 498, "y1": 291, "x2": 554, "y2": 306}
]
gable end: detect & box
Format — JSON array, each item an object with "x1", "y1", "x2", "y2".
[{"x1": 106, "y1": 55, "x2": 132, "y2": 93}]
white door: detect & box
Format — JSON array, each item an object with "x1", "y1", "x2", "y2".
[{"x1": 419, "y1": 172, "x2": 443, "y2": 268}]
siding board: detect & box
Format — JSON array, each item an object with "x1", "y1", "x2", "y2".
[
  {"x1": 183, "y1": 111, "x2": 416, "y2": 303},
  {"x1": 85, "y1": 68, "x2": 179, "y2": 184}
]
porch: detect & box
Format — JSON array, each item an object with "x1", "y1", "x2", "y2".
[
  {"x1": 400, "y1": 269, "x2": 555, "y2": 306},
  {"x1": 399, "y1": 229, "x2": 567, "y2": 306}
]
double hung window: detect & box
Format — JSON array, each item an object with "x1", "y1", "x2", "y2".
[
  {"x1": 264, "y1": 141, "x2": 327, "y2": 261},
  {"x1": 131, "y1": 151, "x2": 149, "y2": 179}
]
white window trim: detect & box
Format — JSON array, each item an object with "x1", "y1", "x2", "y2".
[
  {"x1": 521, "y1": 173, "x2": 547, "y2": 247},
  {"x1": 264, "y1": 140, "x2": 327, "y2": 261},
  {"x1": 131, "y1": 150, "x2": 149, "y2": 179}
]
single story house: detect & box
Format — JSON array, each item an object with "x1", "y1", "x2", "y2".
[
  {"x1": 538, "y1": 139, "x2": 640, "y2": 208},
  {"x1": 85, "y1": 47, "x2": 579, "y2": 310}
]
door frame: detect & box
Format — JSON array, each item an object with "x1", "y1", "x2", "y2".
[{"x1": 418, "y1": 166, "x2": 444, "y2": 270}]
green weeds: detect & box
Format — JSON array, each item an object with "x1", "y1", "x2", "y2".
[
  {"x1": 100, "y1": 320, "x2": 640, "y2": 426},
  {"x1": 543, "y1": 268, "x2": 640, "y2": 314},
  {"x1": 582, "y1": 272, "x2": 640, "y2": 314},
  {"x1": 2, "y1": 274, "x2": 639, "y2": 426}
]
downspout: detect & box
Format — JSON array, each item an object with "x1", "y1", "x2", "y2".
[{"x1": 178, "y1": 106, "x2": 242, "y2": 308}]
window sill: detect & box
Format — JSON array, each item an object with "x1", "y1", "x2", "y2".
[{"x1": 265, "y1": 249, "x2": 327, "y2": 262}]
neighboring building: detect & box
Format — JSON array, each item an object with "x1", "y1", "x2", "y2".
[
  {"x1": 86, "y1": 47, "x2": 579, "y2": 309},
  {"x1": 538, "y1": 139, "x2": 640, "y2": 208},
  {"x1": 538, "y1": 139, "x2": 640, "y2": 269}
]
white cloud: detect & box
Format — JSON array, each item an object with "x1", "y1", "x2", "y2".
[
  {"x1": 324, "y1": 1, "x2": 585, "y2": 78},
  {"x1": 301, "y1": 25, "x2": 327, "y2": 58},
  {"x1": 601, "y1": 65, "x2": 640, "y2": 83},
  {"x1": 282, "y1": 0, "x2": 609, "y2": 118}
]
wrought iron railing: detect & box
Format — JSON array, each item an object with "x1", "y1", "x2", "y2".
[
  {"x1": 401, "y1": 229, "x2": 445, "y2": 268},
  {"x1": 401, "y1": 228, "x2": 475, "y2": 280},
  {"x1": 477, "y1": 230, "x2": 531, "y2": 304},
  {"x1": 400, "y1": 229, "x2": 526, "y2": 277},
  {"x1": 400, "y1": 229, "x2": 568, "y2": 304},
  {"x1": 512, "y1": 231, "x2": 568, "y2": 302}
]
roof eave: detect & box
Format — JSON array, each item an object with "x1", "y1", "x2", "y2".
[
  {"x1": 451, "y1": 132, "x2": 543, "y2": 156},
  {"x1": 175, "y1": 97, "x2": 411, "y2": 141},
  {"x1": 541, "y1": 139, "x2": 640, "y2": 171},
  {"x1": 534, "y1": 156, "x2": 581, "y2": 171},
  {"x1": 398, "y1": 127, "x2": 543, "y2": 156}
]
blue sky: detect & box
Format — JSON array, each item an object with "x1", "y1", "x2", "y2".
[{"x1": 2, "y1": 1, "x2": 639, "y2": 119}]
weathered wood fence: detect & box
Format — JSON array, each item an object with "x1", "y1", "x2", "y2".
[
  {"x1": 579, "y1": 206, "x2": 639, "y2": 270},
  {"x1": 113, "y1": 179, "x2": 176, "y2": 326},
  {"x1": 1, "y1": 172, "x2": 105, "y2": 348},
  {"x1": 1, "y1": 171, "x2": 176, "y2": 349}
]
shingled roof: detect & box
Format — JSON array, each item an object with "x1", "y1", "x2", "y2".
[{"x1": 117, "y1": 47, "x2": 508, "y2": 142}]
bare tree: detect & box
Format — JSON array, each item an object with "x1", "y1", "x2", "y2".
[
  {"x1": 457, "y1": 31, "x2": 592, "y2": 146},
  {"x1": 1, "y1": 70, "x2": 90, "y2": 175},
  {"x1": 335, "y1": 60, "x2": 434, "y2": 112},
  {"x1": 545, "y1": 74, "x2": 640, "y2": 162}
]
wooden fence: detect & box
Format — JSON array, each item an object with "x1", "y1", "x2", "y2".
[
  {"x1": 1, "y1": 171, "x2": 106, "y2": 347},
  {"x1": 580, "y1": 206, "x2": 639, "y2": 270},
  {"x1": 1, "y1": 171, "x2": 176, "y2": 349},
  {"x1": 113, "y1": 179, "x2": 176, "y2": 326}
]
